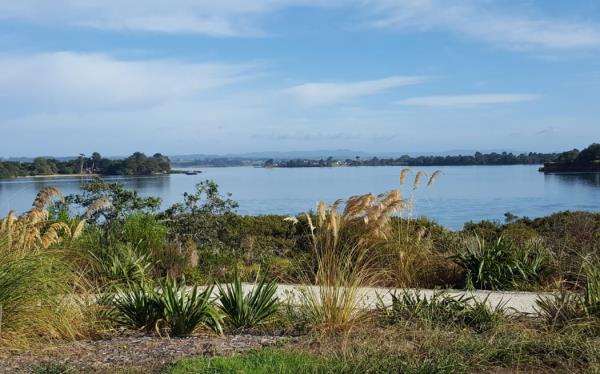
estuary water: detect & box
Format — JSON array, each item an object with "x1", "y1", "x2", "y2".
[{"x1": 1, "y1": 165, "x2": 599, "y2": 230}]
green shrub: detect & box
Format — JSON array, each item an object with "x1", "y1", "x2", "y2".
[
  {"x1": 462, "y1": 220, "x2": 502, "y2": 240},
  {"x1": 217, "y1": 270, "x2": 279, "y2": 329},
  {"x1": 383, "y1": 290, "x2": 505, "y2": 332},
  {"x1": 161, "y1": 180, "x2": 239, "y2": 250},
  {"x1": 88, "y1": 243, "x2": 151, "y2": 284},
  {"x1": 118, "y1": 213, "x2": 168, "y2": 254},
  {"x1": 78, "y1": 214, "x2": 194, "y2": 283},
  {"x1": 451, "y1": 236, "x2": 549, "y2": 290},
  {"x1": 151, "y1": 240, "x2": 198, "y2": 279},
  {"x1": 582, "y1": 257, "x2": 600, "y2": 317},
  {"x1": 536, "y1": 257, "x2": 600, "y2": 329},
  {"x1": 535, "y1": 289, "x2": 588, "y2": 328}
]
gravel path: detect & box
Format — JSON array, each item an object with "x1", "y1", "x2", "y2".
[{"x1": 1, "y1": 333, "x2": 289, "y2": 373}]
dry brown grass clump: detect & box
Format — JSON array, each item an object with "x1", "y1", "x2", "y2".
[
  {"x1": 288, "y1": 190, "x2": 408, "y2": 332},
  {"x1": 0, "y1": 187, "x2": 95, "y2": 350},
  {"x1": 1, "y1": 187, "x2": 74, "y2": 251},
  {"x1": 384, "y1": 168, "x2": 457, "y2": 288}
]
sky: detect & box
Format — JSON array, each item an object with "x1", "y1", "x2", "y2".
[{"x1": 1, "y1": 0, "x2": 600, "y2": 157}]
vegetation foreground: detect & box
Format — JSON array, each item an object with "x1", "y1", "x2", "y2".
[{"x1": 1, "y1": 171, "x2": 600, "y2": 373}]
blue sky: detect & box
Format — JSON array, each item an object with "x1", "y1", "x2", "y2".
[{"x1": 1, "y1": 0, "x2": 599, "y2": 156}]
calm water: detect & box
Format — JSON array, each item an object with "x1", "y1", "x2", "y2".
[{"x1": 1, "y1": 165, "x2": 599, "y2": 230}]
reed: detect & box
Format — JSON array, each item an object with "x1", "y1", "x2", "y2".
[
  {"x1": 399, "y1": 168, "x2": 411, "y2": 186},
  {"x1": 412, "y1": 171, "x2": 427, "y2": 190},
  {"x1": 427, "y1": 170, "x2": 443, "y2": 187}
]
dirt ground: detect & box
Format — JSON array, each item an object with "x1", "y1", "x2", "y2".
[{"x1": 1, "y1": 332, "x2": 291, "y2": 373}]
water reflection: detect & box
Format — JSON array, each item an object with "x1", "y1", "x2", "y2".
[{"x1": 545, "y1": 173, "x2": 600, "y2": 188}]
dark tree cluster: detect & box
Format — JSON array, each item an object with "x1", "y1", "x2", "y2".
[
  {"x1": 540, "y1": 143, "x2": 600, "y2": 172},
  {"x1": 0, "y1": 152, "x2": 171, "y2": 179}
]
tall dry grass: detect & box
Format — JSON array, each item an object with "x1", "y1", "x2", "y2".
[
  {"x1": 288, "y1": 190, "x2": 407, "y2": 331},
  {"x1": 0, "y1": 187, "x2": 95, "y2": 349},
  {"x1": 386, "y1": 169, "x2": 454, "y2": 288}
]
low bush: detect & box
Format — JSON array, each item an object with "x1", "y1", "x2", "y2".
[
  {"x1": 451, "y1": 236, "x2": 549, "y2": 290},
  {"x1": 382, "y1": 222, "x2": 462, "y2": 288},
  {"x1": 536, "y1": 256, "x2": 600, "y2": 330},
  {"x1": 382, "y1": 291, "x2": 505, "y2": 332},
  {"x1": 87, "y1": 242, "x2": 151, "y2": 284}
]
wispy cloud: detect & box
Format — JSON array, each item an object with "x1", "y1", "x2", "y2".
[
  {"x1": 398, "y1": 94, "x2": 540, "y2": 108},
  {"x1": 1, "y1": 0, "x2": 600, "y2": 50},
  {"x1": 365, "y1": 0, "x2": 600, "y2": 50},
  {"x1": 284, "y1": 76, "x2": 426, "y2": 106},
  {"x1": 0, "y1": 52, "x2": 260, "y2": 113},
  {"x1": 0, "y1": 0, "x2": 340, "y2": 36}
]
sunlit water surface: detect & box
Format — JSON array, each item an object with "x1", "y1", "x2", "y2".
[{"x1": 1, "y1": 165, "x2": 599, "y2": 230}]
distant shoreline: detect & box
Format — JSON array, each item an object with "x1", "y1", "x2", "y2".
[
  {"x1": 23, "y1": 173, "x2": 99, "y2": 179},
  {"x1": 2, "y1": 172, "x2": 172, "y2": 180}
]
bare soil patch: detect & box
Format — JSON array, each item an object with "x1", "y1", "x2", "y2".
[{"x1": 1, "y1": 332, "x2": 290, "y2": 373}]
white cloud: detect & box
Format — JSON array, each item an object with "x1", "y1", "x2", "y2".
[
  {"x1": 283, "y1": 76, "x2": 426, "y2": 106},
  {"x1": 398, "y1": 94, "x2": 540, "y2": 108},
  {"x1": 0, "y1": 0, "x2": 340, "y2": 36},
  {"x1": 1, "y1": 0, "x2": 599, "y2": 50},
  {"x1": 365, "y1": 0, "x2": 600, "y2": 50},
  {"x1": 0, "y1": 52, "x2": 260, "y2": 112}
]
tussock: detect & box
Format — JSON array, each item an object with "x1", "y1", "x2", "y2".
[
  {"x1": 287, "y1": 190, "x2": 410, "y2": 331},
  {"x1": 0, "y1": 187, "x2": 100, "y2": 349}
]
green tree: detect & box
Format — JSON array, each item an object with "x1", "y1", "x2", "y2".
[
  {"x1": 161, "y1": 180, "x2": 239, "y2": 250},
  {"x1": 67, "y1": 178, "x2": 161, "y2": 223},
  {"x1": 32, "y1": 157, "x2": 56, "y2": 175},
  {"x1": 574, "y1": 143, "x2": 600, "y2": 165},
  {"x1": 91, "y1": 152, "x2": 102, "y2": 172}
]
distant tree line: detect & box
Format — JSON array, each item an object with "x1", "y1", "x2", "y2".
[
  {"x1": 0, "y1": 152, "x2": 170, "y2": 179},
  {"x1": 270, "y1": 152, "x2": 560, "y2": 168},
  {"x1": 172, "y1": 158, "x2": 248, "y2": 168}
]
